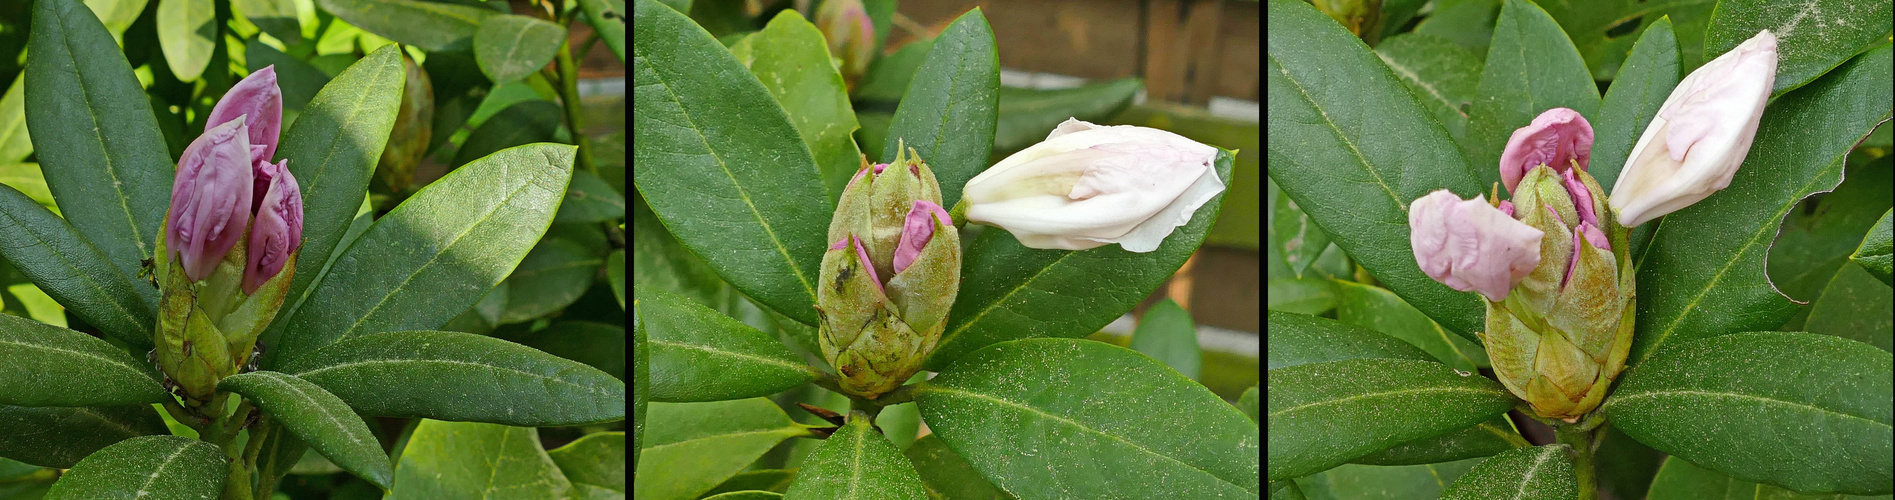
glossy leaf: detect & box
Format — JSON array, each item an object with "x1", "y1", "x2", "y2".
[
  {"x1": 1352, "y1": 416, "x2": 1525, "y2": 466},
  {"x1": 634, "y1": 399, "x2": 806, "y2": 500},
  {"x1": 607, "y1": 249, "x2": 625, "y2": 309},
  {"x1": 315, "y1": 0, "x2": 496, "y2": 52},
  {"x1": 915, "y1": 339, "x2": 1259, "y2": 497},
  {"x1": 1461, "y1": 0, "x2": 1602, "y2": 191},
  {"x1": 0, "y1": 74, "x2": 32, "y2": 164},
  {"x1": 903, "y1": 435, "x2": 1010, "y2": 500},
  {"x1": 632, "y1": 0, "x2": 828, "y2": 326},
  {"x1": 992, "y1": 77, "x2": 1142, "y2": 153},
  {"x1": 42, "y1": 436, "x2": 224, "y2": 500},
  {"x1": 632, "y1": 304, "x2": 647, "y2": 472},
  {"x1": 257, "y1": 46, "x2": 407, "y2": 369},
  {"x1": 1128, "y1": 298, "x2": 1201, "y2": 380},
  {"x1": 1705, "y1": 0, "x2": 1894, "y2": 97},
  {"x1": 516, "y1": 321, "x2": 627, "y2": 380},
  {"x1": 783, "y1": 413, "x2": 928, "y2": 500},
  {"x1": 233, "y1": 0, "x2": 300, "y2": 42},
  {"x1": 1270, "y1": 185, "x2": 1331, "y2": 279},
  {"x1": 1603, "y1": 332, "x2": 1893, "y2": 494},
  {"x1": 579, "y1": 0, "x2": 626, "y2": 62},
  {"x1": 1629, "y1": 43, "x2": 1893, "y2": 366},
  {"x1": 556, "y1": 170, "x2": 626, "y2": 224},
  {"x1": 1646, "y1": 456, "x2": 1895, "y2": 500},
  {"x1": 1372, "y1": 33, "x2": 1482, "y2": 141},
  {"x1": 1267, "y1": 0, "x2": 1485, "y2": 339},
  {"x1": 1805, "y1": 263, "x2": 1894, "y2": 353},
  {"x1": 855, "y1": 37, "x2": 933, "y2": 104},
  {"x1": 474, "y1": 15, "x2": 565, "y2": 84},
  {"x1": 879, "y1": 8, "x2": 997, "y2": 209},
  {"x1": 281, "y1": 330, "x2": 625, "y2": 426},
  {"x1": 928, "y1": 149, "x2": 1232, "y2": 371},
  {"x1": 0, "y1": 314, "x2": 164, "y2": 407},
  {"x1": 499, "y1": 238, "x2": 602, "y2": 324},
  {"x1": 1440, "y1": 445, "x2": 1576, "y2": 500},
  {"x1": 1768, "y1": 158, "x2": 1892, "y2": 303},
  {"x1": 1239, "y1": 386, "x2": 1261, "y2": 423},
  {"x1": 1266, "y1": 276, "x2": 1337, "y2": 316},
  {"x1": 1268, "y1": 358, "x2": 1515, "y2": 481},
  {"x1": 0, "y1": 405, "x2": 167, "y2": 469},
  {"x1": 26, "y1": 0, "x2": 175, "y2": 284},
  {"x1": 390, "y1": 420, "x2": 572, "y2": 498},
  {"x1": 1290, "y1": 457, "x2": 1484, "y2": 500},
  {"x1": 636, "y1": 286, "x2": 816, "y2": 402},
  {"x1": 1333, "y1": 280, "x2": 1490, "y2": 371},
  {"x1": 737, "y1": 10, "x2": 862, "y2": 205},
  {"x1": 0, "y1": 183, "x2": 155, "y2": 350},
  {"x1": 217, "y1": 371, "x2": 392, "y2": 488},
  {"x1": 156, "y1": 0, "x2": 213, "y2": 81},
  {"x1": 549, "y1": 432, "x2": 626, "y2": 500},
  {"x1": 278, "y1": 143, "x2": 574, "y2": 359},
  {"x1": 1853, "y1": 209, "x2": 1894, "y2": 286},
  {"x1": 1587, "y1": 16, "x2": 1680, "y2": 192}
]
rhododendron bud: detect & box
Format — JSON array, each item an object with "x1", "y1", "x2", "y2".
[
  {"x1": 1408, "y1": 189, "x2": 1543, "y2": 302},
  {"x1": 815, "y1": 0, "x2": 876, "y2": 83},
  {"x1": 818, "y1": 147, "x2": 959, "y2": 399},
  {"x1": 245, "y1": 159, "x2": 302, "y2": 295},
  {"x1": 206, "y1": 66, "x2": 283, "y2": 165},
  {"x1": 962, "y1": 118, "x2": 1224, "y2": 252},
  {"x1": 1499, "y1": 107, "x2": 1593, "y2": 194},
  {"x1": 1611, "y1": 30, "x2": 1777, "y2": 227},
  {"x1": 169, "y1": 118, "x2": 254, "y2": 282}
]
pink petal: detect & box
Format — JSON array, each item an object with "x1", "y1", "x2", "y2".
[
  {"x1": 1499, "y1": 108, "x2": 1594, "y2": 193},
  {"x1": 893, "y1": 201, "x2": 952, "y2": 274}
]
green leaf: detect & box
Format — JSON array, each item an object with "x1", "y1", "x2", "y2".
[
  {"x1": 1290, "y1": 457, "x2": 1485, "y2": 500},
  {"x1": 632, "y1": 304, "x2": 648, "y2": 472},
  {"x1": 0, "y1": 405, "x2": 167, "y2": 469},
  {"x1": 903, "y1": 435, "x2": 1011, "y2": 500},
  {"x1": 607, "y1": 249, "x2": 625, "y2": 309},
  {"x1": 1587, "y1": 16, "x2": 1680, "y2": 193},
  {"x1": 1238, "y1": 385, "x2": 1261, "y2": 423},
  {"x1": 928, "y1": 149, "x2": 1233, "y2": 371},
  {"x1": 232, "y1": 0, "x2": 301, "y2": 43},
  {"x1": 0, "y1": 74, "x2": 33, "y2": 164},
  {"x1": 1603, "y1": 332, "x2": 1893, "y2": 494},
  {"x1": 1805, "y1": 263, "x2": 1895, "y2": 353},
  {"x1": 855, "y1": 37, "x2": 933, "y2": 105},
  {"x1": 245, "y1": 38, "x2": 334, "y2": 112},
  {"x1": 1128, "y1": 298, "x2": 1201, "y2": 380},
  {"x1": 250, "y1": 420, "x2": 308, "y2": 500},
  {"x1": 915, "y1": 339, "x2": 1258, "y2": 497},
  {"x1": 782, "y1": 413, "x2": 928, "y2": 500},
  {"x1": 257, "y1": 46, "x2": 407, "y2": 369},
  {"x1": 423, "y1": 51, "x2": 491, "y2": 156},
  {"x1": 1267, "y1": 276, "x2": 1338, "y2": 316},
  {"x1": 498, "y1": 238, "x2": 602, "y2": 324},
  {"x1": 156, "y1": 0, "x2": 214, "y2": 81},
  {"x1": 79, "y1": 0, "x2": 150, "y2": 45},
  {"x1": 1538, "y1": 0, "x2": 1713, "y2": 83},
  {"x1": 739, "y1": 10, "x2": 863, "y2": 206},
  {"x1": 315, "y1": 0, "x2": 497, "y2": 52},
  {"x1": 578, "y1": 0, "x2": 626, "y2": 62},
  {"x1": 556, "y1": 170, "x2": 626, "y2": 224},
  {"x1": 1769, "y1": 157, "x2": 1893, "y2": 302},
  {"x1": 703, "y1": 470, "x2": 798, "y2": 497},
  {"x1": 1852, "y1": 209, "x2": 1894, "y2": 287},
  {"x1": 390, "y1": 420, "x2": 573, "y2": 498},
  {"x1": 634, "y1": 398, "x2": 805, "y2": 500},
  {"x1": 1352, "y1": 415, "x2": 1525, "y2": 466},
  {"x1": 450, "y1": 99, "x2": 564, "y2": 168},
  {"x1": 632, "y1": 0, "x2": 828, "y2": 327},
  {"x1": 1440, "y1": 445, "x2": 1576, "y2": 500},
  {"x1": 548, "y1": 432, "x2": 625, "y2": 500},
  {"x1": 1646, "y1": 456, "x2": 1895, "y2": 500},
  {"x1": 1270, "y1": 184, "x2": 1332, "y2": 279},
  {"x1": 42, "y1": 436, "x2": 224, "y2": 500},
  {"x1": 635, "y1": 286, "x2": 815, "y2": 402},
  {"x1": 1267, "y1": 0, "x2": 1484, "y2": 339},
  {"x1": 1461, "y1": 0, "x2": 1602, "y2": 191},
  {"x1": 992, "y1": 78, "x2": 1142, "y2": 153},
  {"x1": 880, "y1": 8, "x2": 997, "y2": 209},
  {"x1": 281, "y1": 330, "x2": 625, "y2": 426},
  {"x1": 515, "y1": 321, "x2": 627, "y2": 380},
  {"x1": 706, "y1": 492, "x2": 785, "y2": 500},
  {"x1": 1267, "y1": 358, "x2": 1515, "y2": 481},
  {"x1": 1629, "y1": 43, "x2": 1893, "y2": 366},
  {"x1": 0, "y1": 183, "x2": 155, "y2": 350},
  {"x1": 1333, "y1": 280, "x2": 1490, "y2": 371},
  {"x1": 1705, "y1": 0, "x2": 1894, "y2": 97},
  {"x1": 1413, "y1": 0, "x2": 1501, "y2": 54},
  {"x1": 0, "y1": 314, "x2": 165, "y2": 407},
  {"x1": 26, "y1": 0, "x2": 175, "y2": 285},
  {"x1": 278, "y1": 143, "x2": 574, "y2": 360},
  {"x1": 1372, "y1": 33, "x2": 1483, "y2": 141},
  {"x1": 473, "y1": 15, "x2": 565, "y2": 84},
  {"x1": 217, "y1": 371, "x2": 392, "y2": 488}
]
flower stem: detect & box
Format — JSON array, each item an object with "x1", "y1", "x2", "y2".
[{"x1": 1554, "y1": 422, "x2": 1597, "y2": 500}]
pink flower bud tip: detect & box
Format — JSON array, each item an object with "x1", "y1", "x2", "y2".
[
  {"x1": 243, "y1": 159, "x2": 302, "y2": 294},
  {"x1": 1499, "y1": 108, "x2": 1593, "y2": 194},
  {"x1": 170, "y1": 119, "x2": 255, "y2": 282},
  {"x1": 893, "y1": 201, "x2": 951, "y2": 273},
  {"x1": 206, "y1": 66, "x2": 284, "y2": 165},
  {"x1": 1409, "y1": 190, "x2": 1544, "y2": 302}
]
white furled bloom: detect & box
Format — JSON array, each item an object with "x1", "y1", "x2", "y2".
[{"x1": 1610, "y1": 30, "x2": 1777, "y2": 227}]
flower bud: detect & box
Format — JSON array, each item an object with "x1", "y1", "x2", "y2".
[
  {"x1": 206, "y1": 66, "x2": 283, "y2": 165},
  {"x1": 963, "y1": 118, "x2": 1224, "y2": 252},
  {"x1": 818, "y1": 148, "x2": 960, "y2": 399},
  {"x1": 1408, "y1": 190, "x2": 1543, "y2": 302},
  {"x1": 245, "y1": 159, "x2": 302, "y2": 295},
  {"x1": 169, "y1": 118, "x2": 255, "y2": 282},
  {"x1": 1499, "y1": 108, "x2": 1593, "y2": 194},
  {"x1": 1610, "y1": 30, "x2": 1777, "y2": 227},
  {"x1": 815, "y1": 0, "x2": 875, "y2": 83}
]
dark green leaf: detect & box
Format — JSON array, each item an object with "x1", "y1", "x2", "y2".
[
  {"x1": 1267, "y1": 0, "x2": 1484, "y2": 339},
  {"x1": 1238, "y1": 386, "x2": 1260, "y2": 423},
  {"x1": 156, "y1": 0, "x2": 214, "y2": 81},
  {"x1": 1645, "y1": 456, "x2": 1893, "y2": 500},
  {"x1": 1768, "y1": 157, "x2": 1892, "y2": 302},
  {"x1": 632, "y1": 304, "x2": 647, "y2": 472},
  {"x1": 555, "y1": 170, "x2": 626, "y2": 224},
  {"x1": 278, "y1": 143, "x2": 574, "y2": 359},
  {"x1": 516, "y1": 321, "x2": 627, "y2": 380},
  {"x1": 634, "y1": 399, "x2": 805, "y2": 500},
  {"x1": 855, "y1": 37, "x2": 933, "y2": 104},
  {"x1": 1413, "y1": 0, "x2": 1500, "y2": 54},
  {"x1": 1333, "y1": 280, "x2": 1490, "y2": 371},
  {"x1": 1805, "y1": 263, "x2": 1894, "y2": 353},
  {"x1": 1373, "y1": 33, "x2": 1482, "y2": 141},
  {"x1": 1704, "y1": 0, "x2": 1894, "y2": 97},
  {"x1": 1128, "y1": 299, "x2": 1201, "y2": 380},
  {"x1": 450, "y1": 99, "x2": 563, "y2": 168},
  {"x1": 315, "y1": 0, "x2": 497, "y2": 52},
  {"x1": 782, "y1": 413, "x2": 928, "y2": 500},
  {"x1": 1852, "y1": 209, "x2": 1893, "y2": 286},
  {"x1": 82, "y1": 0, "x2": 151, "y2": 44},
  {"x1": 992, "y1": 78, "x2": 1142, "y2": 153},
  {"x1": 1290, "y1": 457, "x2": 1484, "y2": 500},
  {"x1": 233, "y1": 0, "x2": 301, "y2": 42},
  {"x1": 244, "y1": 38, "x2": 333, "y2": 112},
  {"x1": 548, "y1": 432, "x2": 625, "y2": 499},
  {"x1": 1461, "y1": 0, "x2": 1601, "y2": 191},
  {"x1": 1266, "y1": 276, "x2": 1337, "y2": 316},
  {"x1": 880, "y1": 8, "x2": 998, "y2": 209},
  {"x1": 389, "y1": 420, "x2": 572, "y2": 498},
  {"x1": 1538, "y1": 1, "x2": 1712, "y2": 83},
  {"x1": 1588, "y1": 16, "x2": 1680, "y2": 193},
  {"x1": 1603, "y1": 332, "x2": 1893, "y2": 494},
  {"x1": 629, "y1": 192, "x2": 730, "y2": 310},
  {"x1": 474, "y1": 15, "x2": 565, "y2": 84},
  {"x1": 43, "y1": 436, "x2": 224, "y2": 500},
  {"x1": 703, "y1": 470, "x2": 797, "y2": 497},
  {"x1": 737, "y1": 10, "x2": 862, "y2": 206},
  {"x1": 635, "y1": 286, "x2": 815, "y2": 402},
  {"x1": 916, "y1": 339, "x2": 1259, "y2": 497},
  {"x1": 423, "y1": 51, "x2": 491, "y2": 156},
  {"x1": 632, "y1": 0, "x2": 828, "y2": 326},
  {"x1": 607, "y1": 249, "x2": 625, "y2": 309},
  {"x1": 1352, "y1": 416, "x2": 1525, "y2": 466},
  {"x1": 1440, "y1": 445, "x2": 1576, "y2": 500},
  {"x1": 0, "y1": 405, "x2": 167, "y2": 469},
  {"x1": 579, "y1": 0, "x2": 626, "y2": 62},
  {"x1": 282, "y1": 330, "x2": 624, "y2": 426},
  {"x1": 1267, "y1": 358, "x2": 1514, "y2": 481},
  {"x1": 1629, "y1": 43, "x2": 1893, "y2": 366},
  {"x1": 251, "y1": 420, "x2": 307, "y2": 500},
  {"x1": 0, "y1": 183, "x2": 155, "y2": 350},
  {"x1": 0, "y1": 314, "x2": 165, "y2": 407},
  {"x1": 904, "y1": 435, "x2": 1011, "y2": 500},
  {"x1": 218, "y1": 371, "x2": 393, "y2": 488},
  {"x1": 499, "y1": 238, "x2": 602, "y2": 324},
  {"x1": 26, "y1": 0, "x2": 175, "y2": 285},
  {"x1": 1269, "y1": 181, "x2": 1332, "y2": 279},
  {"x1": 928, "y1": 149, "x2": 1233, "y2": 371}
]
